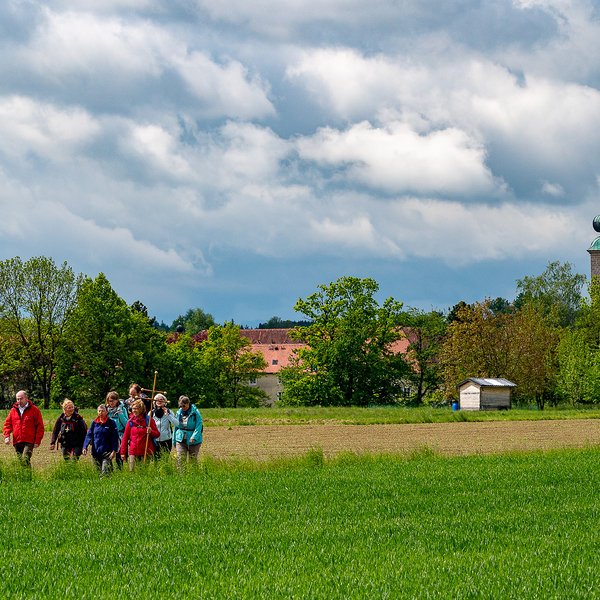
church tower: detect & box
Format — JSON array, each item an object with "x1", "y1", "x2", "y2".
[{"x1": 588, "y1": 215, "x2": 600, "y2": 280}]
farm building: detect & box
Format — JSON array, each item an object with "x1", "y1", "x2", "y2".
[{"x1": 457, "y1": 378, "x2": 517, "y2": 411}]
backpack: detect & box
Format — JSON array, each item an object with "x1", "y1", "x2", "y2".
[{"x1": 59, "y1": 417, "x2": 78, "y2": 446}]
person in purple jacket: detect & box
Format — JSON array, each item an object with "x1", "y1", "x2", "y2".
[{"x1": 82, "y1": 404, "x2": 119, "y2": 476}]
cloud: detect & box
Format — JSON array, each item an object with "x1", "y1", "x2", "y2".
[
  {"x1": 377, "y1": 197, "x2": 578, "y2": 264},
  {"x1": 0, "y1": 95, "x2": 100, "y2": 162},
  {"x1": 288, "y1": 48, "x2": 600, "y2": 198},
  {"x1": 541, "y1": 181, "x2": 565, "y2": 196},
  {"x1": 296, "y1": 120, "x2": 500, "y2": 196},
  {"x1": 0, "y1": 0, "x2": 598, "y2": 322},
  {"x1": 10, "y1": 9, "x2": 274, "y2": 120}
]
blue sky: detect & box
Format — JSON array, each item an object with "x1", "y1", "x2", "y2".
[{"x1": 1, "y1": 0, "x2": 599, "y2": 325}]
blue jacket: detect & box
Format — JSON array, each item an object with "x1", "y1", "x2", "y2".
[
  {"x1": 83, "y1": 417, "x2": 119, "y2": 457},
  {"x1": 172, "y1": 405, "x2": 203, "y2": 446}
]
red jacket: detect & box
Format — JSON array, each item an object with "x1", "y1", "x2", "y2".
[
  {"x1": 121, "y1": 414, "x2": 159, "y2": 456},
  {"x1": 3, "y1": 401, "x2": 45, "y2": 446}
]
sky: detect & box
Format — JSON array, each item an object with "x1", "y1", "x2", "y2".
[{"x1": 1, "y1": 0, "x2": 599, "y2": 326}]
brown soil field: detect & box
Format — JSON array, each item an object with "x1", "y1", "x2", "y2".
[{"x1": 3, "y1": 419, "x2": 600, "y2": 468}]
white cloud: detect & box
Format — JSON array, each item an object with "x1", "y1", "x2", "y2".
[
  {"x1": 16, "y1": 9, "x2": 274, "y2": 120},
  {"x1": 0, "y1": 172, "x2": 197, "y2": 275},
  {"x1": 0, "y1": 95, "x2": 100, "y2": 161},
  {"x1": 372, "y1": 196, "x2": 578, "y2": 264},
  {"x1": 288, "y1": 48, "x2": 600, "y2": 189},
  {"x1": 541, "y1": 181, "x2": 565, "y2": 196},
  {"x1": 174, "y1": 52, "x2": 275, "y2": 119},
  {"x1": 124, "y1": 123, "x2": 193, "y2": 178},
  {"x1": 195, "y1": 0, "x2": 400, "y2": 37},
  {"x1": 296, "y1": 120, "x2": 500, "y2": 196}
]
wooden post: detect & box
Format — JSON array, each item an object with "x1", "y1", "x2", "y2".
[{"x1": 143, "y1": 371, "x2": 158, "y2": 462}]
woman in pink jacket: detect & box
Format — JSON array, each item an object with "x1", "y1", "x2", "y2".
[{"x1": 120, "y1": 399, "x2": 159, "y2": 471}]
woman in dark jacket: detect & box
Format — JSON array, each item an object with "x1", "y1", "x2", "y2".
[
  {"x1": 82, "y1": 404, "x2": 119, "y2": 476},
  {"x1": 50, "y1": 399, "x2": 88, "y2": 460}
]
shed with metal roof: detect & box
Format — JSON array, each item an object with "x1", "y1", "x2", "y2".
[{"x1": 457, "y1": 378, "x2": 517, "y2": 411}]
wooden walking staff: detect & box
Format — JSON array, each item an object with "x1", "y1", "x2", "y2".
[{"x1": 142, "y1": 370, "x2": 162, "y2": 462}]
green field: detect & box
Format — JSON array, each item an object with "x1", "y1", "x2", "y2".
[
  {"x1": 6, "y1": 403, "x2": 600, "y2": 432},
  {"x1": 1, "y1": 448, "x2": 600, "y2": 599}
]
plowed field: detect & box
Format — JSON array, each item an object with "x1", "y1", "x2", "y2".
[{"x1": 4, "y1": 419, "x2": 600, "y2": 467}]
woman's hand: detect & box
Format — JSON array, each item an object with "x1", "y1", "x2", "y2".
[
  {"x1": 109, "y1": 451, "x2": 116, "y2": 460},
  {"x1": 50, "y1": 444, "x2": 55, "y2": 451},
  {"x1": 82, "y1": 448, "x2": 87, "y2": 455}
]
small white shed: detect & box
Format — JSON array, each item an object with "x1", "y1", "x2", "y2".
[{"x1": 457, "y1": 378, "x2": 517, "y2": 411}]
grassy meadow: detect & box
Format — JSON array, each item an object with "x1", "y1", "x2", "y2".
[
  {"x1": 1, "y1": 448, "x2": 600, "y2": 599},
  {"x1": 6, "y1": 403, "x2": 600, "y2": 432}
]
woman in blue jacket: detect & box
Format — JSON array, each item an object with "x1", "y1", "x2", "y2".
[
  {"x1": 172, "y1": 396, "x2": 203, "y2": 467},
  {"x1": 82, "y1": 404, "x2": 120, "y2": 476}
]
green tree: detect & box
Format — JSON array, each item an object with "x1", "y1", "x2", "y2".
[
  {"x1": 201, "y1": 323, "x2": 268, "y2": 408},
  {"x1": 285, "y1": 277, "x2": 408, "y2": 406},
  {"x1": 131, "y1": 300, "x2": 156, "y2": 327},
  {"x1": 157, "y1": 334, "x2": 208, "y2": 403},
  {"x1": 516, "y1": 261, "x2": 586, "y2": 328},
  {"x1": 441, "y1": 300, "x2": 560, "y2": 409},
  {"x1": 55, "y1": 273, "x2": 163, "y2": 405},
  {"x1": 259, "y1": 316, "x2": 313, "y2": 329},
  {"x1": 171, "y1": 308, "x2": 216, "y2": 335},
  {"x1": 555, "y1": 329, "x2": 600, "y2": 405},
  {"x1": 0, "y1": 256, "x2": 81, "y2": 408},
  {"x1": 399, "y1": 308, "x2": 447, "y2": 404},
  {"x1": 555, "y1": 278, "x2": 600, "y2": 405}
]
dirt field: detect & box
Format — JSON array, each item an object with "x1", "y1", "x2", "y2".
[{"x1": 4, "y1": 419, "x2": 600, "y2": 467}]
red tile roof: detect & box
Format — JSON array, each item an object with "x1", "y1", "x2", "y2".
[{"x1": 240, "y1": 329, "x2": 297, "y2": 344}]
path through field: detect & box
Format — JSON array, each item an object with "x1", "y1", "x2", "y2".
[{"x1": 3, "y1": 419, "x2": 600, "y2": 467}]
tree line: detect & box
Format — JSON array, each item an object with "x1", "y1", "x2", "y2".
[
  {"x1": 277, "y1": 263, "x2": 592, "y2": 410},
  {"x1": 1, "y1": 256, "x2": 593, "y2": 410},
  {"x1": 0, "y1": 257, "x2": 267, "y2": 409}
]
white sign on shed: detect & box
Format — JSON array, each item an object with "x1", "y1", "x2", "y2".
[{"x1": 457, "y1": 378, "x2": 517, "y2": 411}]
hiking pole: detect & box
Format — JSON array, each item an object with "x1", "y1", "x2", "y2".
[{"x1": 143, "y1": 371, "x2": 158, "y2": 463}]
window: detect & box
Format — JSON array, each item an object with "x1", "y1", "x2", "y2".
[
  {"x1": 272, "y1": 359, "x2": 278, "y2": 365},
  {"x1": 277, "y1": 376, "x2": 282, "y2": 385},
  {"x1": 249, "y1": 378, "x2": 257, "y2": 386},
  {"x1": 276, "y1": 391, "x2": 283, "y2": 400}
]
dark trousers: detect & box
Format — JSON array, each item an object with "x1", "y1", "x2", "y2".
[
  {"x1": 93, "y1": 453, "x2": 114, "y2": 476},
  {"x1": 155, "y1": 439, "x2": 172, "y2": 458},
  {"x1": 61, "y1": 446, "x2": 83, "y2": 460},
  {"x1": 14, "y1": 443, "x2": 34, "y2": 466}
]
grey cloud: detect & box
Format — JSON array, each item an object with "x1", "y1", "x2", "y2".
[{"x1": 0, "y1": 0, "x2": 598, "y2": 323}]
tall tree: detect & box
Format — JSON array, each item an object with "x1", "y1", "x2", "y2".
[
  {"x1": 441, "y1": 300, "x2": 560, "y2": 409},
  {"x1": 0, "y1": 256, "x2": 81, "y2": 408},
  {"x1": 131, "y1": 300, "x2": 156, "y2": 327},
  {"x1": 157, "y1": 333, "x2": 208, "y2": 404},
  {"x1": 516, "y1": 261, "x2": 586, "y2": 328},
  {"x1": 286, "y1": 277, "x2": 408, "y2": 406},
  {"x1": 55, "y1": 273, "x2": 163, "y2": 405},
  {"x1": 399, "y1": 308, "x2": 447, "y2": 404},
  {"x1": 171, "y1": 308, "x2": 216, "y2": 335},
  {"x1": 201, "y1": 323, "x2": 268, "y2": 408}
]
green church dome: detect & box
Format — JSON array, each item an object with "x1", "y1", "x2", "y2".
[
  {"x1": 594, "y1": 215, "x2": 600, "y2": 233},
  {"x1": 589, "y1": 236, "x2": 600, "y2": 251}
]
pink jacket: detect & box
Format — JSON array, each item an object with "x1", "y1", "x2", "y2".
[{"x1": 120, "y1": 414, "x2": 159, "y2": 456}]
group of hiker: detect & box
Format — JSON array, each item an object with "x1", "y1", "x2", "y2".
[{"x1": 2, "y1": 385, "x2": 203, "y2": 475}]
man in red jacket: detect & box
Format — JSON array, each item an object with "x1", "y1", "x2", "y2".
[{"x1": 3, "y1": 390, "x2": 44, "y2": 465}]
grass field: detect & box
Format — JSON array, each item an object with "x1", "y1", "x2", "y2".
[
  {"x1": 1, "y1": 448, "x2": 600, "y2": 599},
  {"x1": 5, "y1": 403, "x2": 600, "y2": 432}
]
